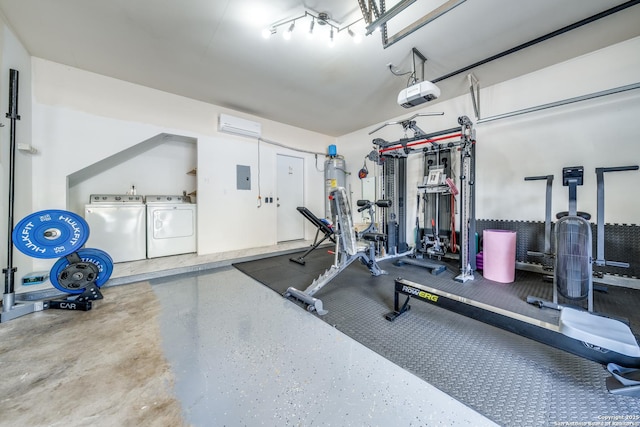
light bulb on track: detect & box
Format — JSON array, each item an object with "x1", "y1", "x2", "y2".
[
  {"x1": 348, "y1": 27, "x2": 362, "y2": 44},
  {"x1": 262, "y1": 28, "x2": 276, "y2": 39},
  {"x1": 308, "y1": 18, "x2": 315, "y2": 38},
  {"x1": 283, "y1": 21, "x2": 295, "y2": 40}
]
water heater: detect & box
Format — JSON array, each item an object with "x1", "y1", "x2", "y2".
[{"x1": 324, "y1": 146, "x2": 346, "y2": 219}]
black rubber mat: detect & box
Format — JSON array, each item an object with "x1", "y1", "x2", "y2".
[
  {"x1": 233, "y1": 251, "x2": 640, "y2": 426},
  {"x1": 476, "y1": 219, "x2": 640, "y2": 278}
]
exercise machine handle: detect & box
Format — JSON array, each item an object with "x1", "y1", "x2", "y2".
[
  {"x1": 525, "y1": 174, "x2": 554, "y2": 255},
  {"x1": 594, "y1": 165, "x2": 638, "y2": 268},
  {"x1": 596, "y1": 165, "x2": 639, "y2": 173},
  {"x1": 605, "y1": 261, "x2": 630, "y2": 268},
  {"x1": 594, "y1": 259, "x2": 630, "y2": 268},
  {"x1": 356, "y1": 200, "x2": 372, "y2": 212},
  {"x1": 524, "y1": 175, "x2": 553, "y2": 181}
]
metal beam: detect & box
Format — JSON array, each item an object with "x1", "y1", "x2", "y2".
[
  {"x1": 383, "y1": 0, "x2": 467, "y2": 48},
  {"x1": 477, "y1": 82, "x2": 640, "y2": 124},
  {"x1": 432, "y1": 0, "x2": 640, "y2": 83},
  {"x1": 365, "y1": 0, "x2": 416, "y2": 35}
]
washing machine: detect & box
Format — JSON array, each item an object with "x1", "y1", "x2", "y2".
[
  {"x1": 146, "y1": 195, "x2": 197, "y2": 258},
  {"x1": 84, "y1": 194, "x2": 147, "y2": 263}
]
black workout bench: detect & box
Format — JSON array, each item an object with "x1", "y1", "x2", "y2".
[{"x1": 290, "y1": 207, "x2": 336, "y2": 265}]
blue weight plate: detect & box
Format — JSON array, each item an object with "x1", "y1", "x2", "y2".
[
  {"x1": 49, "y1": 248, "x2": 114, "y2": 294},
  {"x1": 12, "y1": 210, "x2": 89, "y2": 259}
]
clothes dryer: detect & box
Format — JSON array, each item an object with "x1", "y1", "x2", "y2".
[{"x1": 146, "y1": 195, "x2": 197, "y2": 258}]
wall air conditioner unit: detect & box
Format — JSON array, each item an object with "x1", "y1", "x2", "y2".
[{"x1": 218, "y1": 114, "x2": 262, "y2": 138}]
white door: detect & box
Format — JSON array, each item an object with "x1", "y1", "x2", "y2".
[{"x1": 277, "y1": 154, "x2": 304, "y2": 242}]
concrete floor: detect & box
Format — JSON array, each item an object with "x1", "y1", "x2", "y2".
[
  {"x1": 5, "y1": 241, "x2": 497, "y2": 426},
  {"x1": 150, "y1": 266, "x2": 497, "y2": 426},
  {"x1": 0, "y1": 281, "x2": 185, "y2": 427}
]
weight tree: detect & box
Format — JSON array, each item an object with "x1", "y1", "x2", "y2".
[
  {"x1": 1, "y1": 69, "x2": 112, "y2": 323},
  {"x1": 1, "y1": 68, "x2": 39, "y2": 322}
]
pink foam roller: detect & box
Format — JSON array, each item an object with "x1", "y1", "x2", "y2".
[{"x1": 483, "y1": 230, "x2": 516, "y2": 283}]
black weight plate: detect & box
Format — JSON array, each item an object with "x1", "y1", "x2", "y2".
[
  {"x1": 49, "y1": 248, "x2": 114, "y2": 294},
  {"x1": 51, "y1": 262, "x2": 99, "y2": 292}
]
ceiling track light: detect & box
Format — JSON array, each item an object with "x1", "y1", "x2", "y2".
[
  {"x1": 261, "y1": 27, "x2": 276, "y2": 39},
  {"x1": 348, "y1": 27, "x2": 362, "y2": 44},
  {"x1": 308, "y1": 18, "x2": 315, "y2": 37},
  {"x1": 262, "y1": 10, "x2": 364, "y2": 47},
  {"x1": 317, "y1": 12, "x2": 330, "y2": 26},
  {"x1": 283, "y1": 21, "x2": 295, "y2": 40}
]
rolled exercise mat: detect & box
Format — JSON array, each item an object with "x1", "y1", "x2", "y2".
[{"x1": 482, "y1": 229, "x2": 516, "y2": 283}]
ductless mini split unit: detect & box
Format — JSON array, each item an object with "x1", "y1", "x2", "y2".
[{"x1": 218, "y1": 114, "x2": 262, "y2": 138}]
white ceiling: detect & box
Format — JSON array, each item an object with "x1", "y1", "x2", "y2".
[{"x1": 0, "y1": 0, "x2": 638, "y2": 136}]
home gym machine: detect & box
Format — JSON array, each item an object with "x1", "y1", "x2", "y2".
[
  {"x1": 386, "y1": 164, "x2": 640, "y2": 396},
  {"x1": 524, "y1": 164, "x2": 640, "y2": 396},
  {"x1": 525, "y1": 165, "x2": 639, "y2": 312},
  {"x1": 284, "y1": 187, "x2": 399, "y2": 315},
  {"x1": 1, "y1": 69, "x2": 112, "y2": 323},
  {"x1": 369, "y1": 114, "x2": 476, "y2": 282}
]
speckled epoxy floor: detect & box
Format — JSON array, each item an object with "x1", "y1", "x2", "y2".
[{"x1": 150, "y1": 267, "x2": 498, "y2": 426}]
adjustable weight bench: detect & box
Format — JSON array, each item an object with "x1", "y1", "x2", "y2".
[
  {"x1": 284, "y1": 187, "x2": 387, "y2": 315},
  {"x1": 289, "y1": 207, "x2": 335, "y2": 265}
]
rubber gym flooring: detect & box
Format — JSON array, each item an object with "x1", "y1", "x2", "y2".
[{"x1": 233, "y1": 249, "x2": 640, "y2": 427}]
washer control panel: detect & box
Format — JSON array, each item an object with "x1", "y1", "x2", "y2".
[{"x1": 89, "y1": 194, "x2": 145, "y2": 203}]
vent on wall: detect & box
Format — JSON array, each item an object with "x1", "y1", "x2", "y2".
[{"x1": 218, "y1": 114, "x2": 262, "y2": 138}]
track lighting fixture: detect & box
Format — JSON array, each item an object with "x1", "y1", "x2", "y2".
[
  {"x1": 261, "y1": 27, "x2": 276, "y2": 39},
  {"x1": 283, "y1": 21, "x2": 295, "y2": 40},
  {"x1": 348, "y1": 27, "x2": 362, "y2": 44},
  {"x1": 262, "y1": 10, "x2": 363, "y2": 46},
  {"x1": 308, "y1": 18, "x2": 315, "y2": 38}
]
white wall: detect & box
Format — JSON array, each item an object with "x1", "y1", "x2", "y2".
[
  {"x1": 0, "y1": 20, "x2": 33, "y2": 288},
  {"x1": 68, "y1": 136, "x2": 198, "y2": 214},
  {"x1": 197, "y1": 136, "x2": 325, "y2": 253},
  {"x1": 20, "y1": 59, "x2": 331, "y2": 282},
  {"x1": 337, "y1": 36, "x2": 640, "y2": 243},
  {"x1": 4, "y1": 21, "x2": 639, "y2": 292}
]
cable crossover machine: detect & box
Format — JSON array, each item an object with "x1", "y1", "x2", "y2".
[{"x1": 369, "y1": 114, "x2": 477, "y2": 283}]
